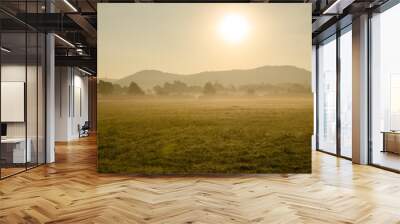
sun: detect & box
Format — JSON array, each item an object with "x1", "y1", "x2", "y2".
[{"x1": 218, "y1": 14, "x2": 249, "y2": 44}]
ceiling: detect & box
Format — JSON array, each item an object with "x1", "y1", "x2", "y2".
[{"x1": 0, "y1": 0, "x2": 391, "y2": 75}]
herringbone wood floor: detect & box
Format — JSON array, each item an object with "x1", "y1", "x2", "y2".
[{"x1": 1, "y1": 136, "x2": 400, "y2": 224}]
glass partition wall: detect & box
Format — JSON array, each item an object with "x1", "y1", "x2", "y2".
[
  {"x1": 0, "y1": 6, "x2": 46, "y2": 179},
  {"x1": 0, "y1": 32, "x2": 27, "y2": 177},
  {"x1": 316, "y1": 26, "x2": 352, "y2": 159},
  {"x1": 370, "y1": 3, "x2": 400, "y2": 171}
]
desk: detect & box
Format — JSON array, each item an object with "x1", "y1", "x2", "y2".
[
  {"x1": 382, "y1": 131, "x2": 400, "y2": 154},
  {"x1": 1, "y1": 138, "x2": 31, "y2": 164}
]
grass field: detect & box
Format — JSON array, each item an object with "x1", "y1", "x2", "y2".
[{"x1": 98, "y1": 95, "x2": 313, "y2": 174}]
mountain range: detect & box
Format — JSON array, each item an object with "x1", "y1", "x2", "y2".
[{"x1": 103, "y1": 65, "x2": 311, "y2": 90}]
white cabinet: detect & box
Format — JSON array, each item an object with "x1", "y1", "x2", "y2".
[{"x1": 1, "y1": 138, "x2": 32, "y2": 163}]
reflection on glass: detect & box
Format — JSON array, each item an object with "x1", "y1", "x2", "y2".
[
  {"x1": 1, "y1": 32, "x2": 27, "y2": 177},
  {"x1": 371, "y1": 3, "x2": 400, "y2": 171},
  {"x1": 318, "y1": 37, "x2": 337, "y2": 154},
  {"x1": 340, "y1": 29, "x2": 352, "y2": 158},
  {"x1": 0, "y1": 1, "x2": 47, "y2": 179}
]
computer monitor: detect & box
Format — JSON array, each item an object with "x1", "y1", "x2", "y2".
[{"x1": 1, "y1": 123, "x2": 7, "y2": 137}]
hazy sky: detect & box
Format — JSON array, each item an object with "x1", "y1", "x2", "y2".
[{"x1": 98, "y1": 4, "x2": 311, "y2": 79}]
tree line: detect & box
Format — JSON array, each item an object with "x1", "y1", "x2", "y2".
[
  {"x1": 98, "y1": 80, "x2": 145, "y2": 95},
  {"x1": 98, "y1": 80, "x2": 310, "y2": 96}
]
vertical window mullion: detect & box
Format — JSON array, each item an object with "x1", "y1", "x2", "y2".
[
  {"x1": 0, "y1": 24, "x2": 2, "y2": 179},
  {"x1": 36, "y1": 0, "x2": 39, "y2": 167},
  {"x1": 336, "y1": 29, "x2": 341, "y2": 157},
  {"x1": 316, "y1": 45, "x2": 320, "y2": 151},
  {"x1": 25, "y1": 0, "x2": 28, "y2": 171},
  {"x1": 367, "y1": 11, "x2": 373, "y2": 165}
]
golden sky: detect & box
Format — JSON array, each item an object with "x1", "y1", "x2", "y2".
[{"x1": 98, "y1": 3, "x2": 311, "y2": 79}]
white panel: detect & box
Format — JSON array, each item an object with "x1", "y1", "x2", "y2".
[{"x1": 1, "y1": 82, "x2": 25, "y2": 122}]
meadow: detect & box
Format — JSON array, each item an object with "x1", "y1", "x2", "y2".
[{"x1": 97, "y1": 95, "x2": 313, "y2": 174}]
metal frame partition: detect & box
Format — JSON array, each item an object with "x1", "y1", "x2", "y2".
[{"x1": 0, "y1": 0, "x2": 48, "y2": 180}]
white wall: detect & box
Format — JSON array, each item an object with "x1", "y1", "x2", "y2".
[
  {"x1": 55, "y1": 67, "x2": 70, "y2": 141},
  {"x1": 1, "y1": 65, "x2": 26, "y2": 81},
  {"x1": 71, "y1": 73, "x2": 89, "y2": 138},
  {"x1": 55, "y1": 67, "x2": 89, "y2": 141}
]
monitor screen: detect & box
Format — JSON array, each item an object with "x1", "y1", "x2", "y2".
[{"x1": 1, "y1": 123, "x2": 7, "y2": 137}]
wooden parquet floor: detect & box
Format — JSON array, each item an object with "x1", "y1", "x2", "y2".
[{"x1": 1, "y1": 136, "x2": 400, "y2": 224}]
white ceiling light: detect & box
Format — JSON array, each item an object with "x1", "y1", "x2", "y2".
[
  {"x1": 54, "y1": 34, "x2": 75, "y2": 48},
  {"x1": 76, "y1": 48, "x2": 85, "y2": 55},
  {"x1": 78, "y1": 67, "x2": 93, "y2": 76},
  {"x1": 1, "y1": 47, "x2": 11, "y2": 53},
  {"x1": 63, "y1": 0, "x2": 78, "y2": 12}
]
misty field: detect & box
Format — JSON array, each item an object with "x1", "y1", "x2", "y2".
[{"x1": 98, "y1": 96, "x2": 312, "y2": 174}]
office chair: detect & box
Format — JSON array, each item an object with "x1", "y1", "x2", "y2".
[{"x1": 79, "y1": 121, "x2": 90, "y2": 138}]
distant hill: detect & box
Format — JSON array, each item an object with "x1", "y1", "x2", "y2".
[
  {"x1": 104, "y1": 65, "x2": 311, "y2": 90},
  {"x1": 99, "y1": 78, "x2": 117, "y2": 83}
]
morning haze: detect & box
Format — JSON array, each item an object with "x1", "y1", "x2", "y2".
[
  {"x1": 98, "y1": 4, "x2": 313, "y2": 174},
  {"x1": 98, "y1": 4, "x2": 311, "y2": 80}
]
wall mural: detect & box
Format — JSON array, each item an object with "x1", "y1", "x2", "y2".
[{"x1": 98, "y1": 4, "x2": 312, "y2": 174}]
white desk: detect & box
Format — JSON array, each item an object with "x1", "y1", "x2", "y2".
[
  {"x1": 382, "y1": 131, "x2": 400, "y2": 154},
  {"x1": 1, "y1": 138, "x2": 31, "y2": 163}
]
